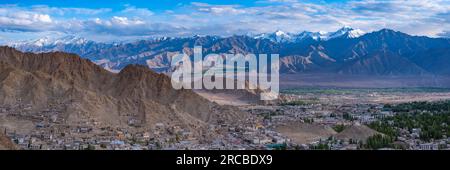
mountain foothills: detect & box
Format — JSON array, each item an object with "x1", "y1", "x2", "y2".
[
  {"x1": 9, "y1": 27, "x2": 450, "y2": 75},
  {"x1": 0, "y1": 46, "x2": 248, "y2": 139}
]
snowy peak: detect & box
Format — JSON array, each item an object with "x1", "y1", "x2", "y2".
[
  {"x1": 254, "y1": 26, "x2": 366, "y2": 43},
  {"x1": 16, "y1": 36, "x2": 53, "y2": 47},
  {"x1": 273, "y1": 30, "x2": 293, "y2": 42},
  {"x1": 325, "y1": 26, "x2": 365, "y2": 40},
  {"x1": 34, "y1": 37, "x2": 51, "y2": 46},
  {"x1": 274, "y1": 30, "x2": 288, "y2": 37},
  {"x1": 296, "y1": 31, "x2": 328, "y2": 41},
  {"x1": 254, "y1": 30, "x2": 294, "y2": 43}
]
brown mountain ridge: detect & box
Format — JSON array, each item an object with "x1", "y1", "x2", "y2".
[{"x1": 0, "y1": 46, "x2": 248, "y2": 136}]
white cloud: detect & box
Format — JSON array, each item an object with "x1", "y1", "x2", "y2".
[
  {"x1": 0, "y1": 6, "x2": 54, "y2": 32},
  {"x1": 110, "y1": 16, "x2": 144, "y2": 25},
  {"x1": 34, "y1": 14, "x2": 52, "y2": 23},
  {"x1": 30, "y1": 5, "x2": 112, "y2": 16},
  {"x1": 78, "y1": 16, "x2": 185, "y2": 37},
  {"x1": 120, "y1": 6, "x2": 154, "y2": 18},
  {"x1": 192, "y1": 3, "x2": 248, "y2": 15}
]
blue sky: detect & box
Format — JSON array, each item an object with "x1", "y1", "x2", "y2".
[{"x1": 0, "y1": 0, "x2": 449, "y2": 42}]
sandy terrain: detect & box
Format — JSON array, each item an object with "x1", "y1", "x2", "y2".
[
  {"x1": 195, "y1": 90, "x2": 254, "y2": 106},
  {"x1": 276, "y1": 122, "x2": 336, "y2": 144}
]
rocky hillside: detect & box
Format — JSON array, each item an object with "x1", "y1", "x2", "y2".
[{"x1": 0, "y1": 46, "x2": 247, "y2": 132}]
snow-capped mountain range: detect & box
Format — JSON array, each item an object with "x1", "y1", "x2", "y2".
[
  {"x1": 5, "y1": 27, "x2": 450, "y2": 76},
  {"x1": 8, "y1": 26, "x2": 364, "y2": 47},
  {"x1": 254, "y1": 26, "x2": 366, "y2": 43}
]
